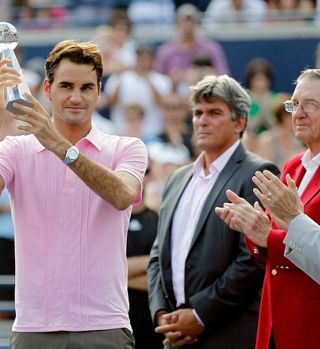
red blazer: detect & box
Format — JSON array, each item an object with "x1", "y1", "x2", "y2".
[{"x1": 247, "y1": 152, "x2": 320, "y2": 349}]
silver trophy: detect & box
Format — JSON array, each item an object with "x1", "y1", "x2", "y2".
[{"x1": 0, "y1": 22, "x2": 32, "y2": 115}]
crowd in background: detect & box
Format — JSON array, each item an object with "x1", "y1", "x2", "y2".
[
  {"x1": 0, "y1": 0, "x2": 318, "y2": 28},
  {"x1": 0, "y1": 1, "x2": 316, "y2": 348}
]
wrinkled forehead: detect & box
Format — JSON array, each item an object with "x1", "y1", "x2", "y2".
[{"x1": 293, "y1": 77, "x2": 320, "y2": 101}]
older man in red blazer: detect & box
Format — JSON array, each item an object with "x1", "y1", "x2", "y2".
[{"x1": 216, "y1": 68, "x2": 320, "y2": 349}]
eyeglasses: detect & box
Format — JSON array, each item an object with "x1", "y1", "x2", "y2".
[{"x1": 283, "y1": 100, "x2": 320, "y2": 114}]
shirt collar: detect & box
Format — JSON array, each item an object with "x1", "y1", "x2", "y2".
[
  {"x1": 301, "y1": 149, "x2": 320, "y2": 170},
  {"x1": 35, "y1": 123, "x2": 103, "y2": 153},
  {"x1": 193, "y1": 140, "x2": 240, "y2": 178}
]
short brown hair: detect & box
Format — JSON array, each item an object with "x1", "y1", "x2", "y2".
[{"x1": 45, "y1": 40, "x2": 103, "y2": 86}]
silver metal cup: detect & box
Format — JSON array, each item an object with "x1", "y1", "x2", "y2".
[{"x1": 0, "y1": 22, "x2": 32, "y2": 115}]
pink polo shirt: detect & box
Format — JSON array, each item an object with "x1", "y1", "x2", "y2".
[{"x1": 0, "y1": 125, "x2": 147, "y2": 332}]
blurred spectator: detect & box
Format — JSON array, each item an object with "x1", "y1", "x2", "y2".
[
  {"x1": 156, "y1": 91, "x2": 195, "y2": 158},
  {"x1": 145, "y1": 142, "x2": 190, "y2": 212},
  {"x1": 154, "y1": 3, "x2": 229, "y2": 88},
  {"x1": 204, "y1": 0, "x2": 268, "y2": 25},
  {"x1": 255, "y1": 93, "x2": 305, "y2": 169},
  {"x1": 16, "y1": 1, "x2": 68, "y2": 28},
  {"x1": 92, "y1": 12, "x2": 137, "y2": 119},
  {"x1": 92, "y1": 111, "x2": 116, "y2": 134},
  {"x1": 91, "y1": 23, "x2": 135, "y2": 78},
  {"x1": 121, "y1": 103, "x2": 145, "y2": 139},
  {"x1": 242, "y1": 58, "x2": 279, "y2": 152},
  {"x1": 128, "y1": 0, "x2": 175, "y2": 25},
  {"x1": 0, "y1": 188, "x2": 15, "y2": 306},
  {"x1": 66, "y1": 1, "x2": 130, "y2": 27},
  {"x1": 23, "y1": 56, "x2": 50, "y2": 110},
  {"x1": 268, "y1": 0, "x2": 315, "y2": 21},
  {"x1": 173, "y1": 0, "x2": 211, "y2": 12},
  {"x1": 104, "y1": 43, "x2": 172, "y2": 137},
  {"x1": 127, "y1": 165, "x2": 163, "y2": 349},
  {"x1": 244, "y1": 57, "x2": 278, "y2": 134},
  {"x1": 177, "y1": 53, "x2": 217, "y2": 97},
  {"x1": 120, "y1": 102, "x2": 156, "y2": 143},
  {"x1": 0, "y1": 0, "x2": 12, "y2": 22},
  {"x1": 108, "y1": 10, "x2": 137, "y2": 69}
]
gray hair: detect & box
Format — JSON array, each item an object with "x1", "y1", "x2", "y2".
[
  {"x1": 295, "y1": 68, "x2": 320, "y2": 85},
  {"x1": 190, "y1": 75, "x2": 251, "y2": 123}
]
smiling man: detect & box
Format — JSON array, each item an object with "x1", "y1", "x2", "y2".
[
  {"x1": 0, "y1": 40, "x2": 147, "y2": 349},
  {"x1": 147, "y1": 74, "x2": 279, "y2": 349}
]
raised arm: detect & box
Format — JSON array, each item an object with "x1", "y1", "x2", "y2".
[
  {"x1": 5, "y1": 93, "x2": 146, "y2": 210},
  {"x1": 0, "y1": 58, "x2": 22, "y2": 195}
]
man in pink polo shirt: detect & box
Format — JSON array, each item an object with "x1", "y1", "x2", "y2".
[{"x1": 0, "y1": 40, "x2": 147, "y2": 349}]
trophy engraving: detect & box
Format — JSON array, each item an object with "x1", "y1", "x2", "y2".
[{"x1": 0, "y1": 22, "x2": 32, "y2": 115}]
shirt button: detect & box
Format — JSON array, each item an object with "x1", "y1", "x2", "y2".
[{"x1": 271, "y1": 269, "x2": 278, "y2": 276}]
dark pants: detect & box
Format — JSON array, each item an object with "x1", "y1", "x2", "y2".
[
  {"x1": 0, "y1": 237, "x2": 15, "y2": 301},
  {"x1": 11, "y1": 329, "x2": 135, "y2": 349}
]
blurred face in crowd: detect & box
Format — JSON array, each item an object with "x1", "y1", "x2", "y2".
[
  {"x1": 177, "y1": 16, "x2": 197, "y2": 38},
  {"x1": 136, "y1": 49, "x2": 154, "y2": 73},
  {"x1": 192, "y1": 97, "x2": 245, "y2": 165},
  {"x1": 291, "y1": 77, "x2": 320, "y2": 155},
  {"x1": 249, "y1": 72, "x2": 271, "y2": 94},
  {"x1": 163, "y1": 93, "x2": 190, "y2": 124},
  {"x1": 232, "y1": 0, "x2": 244, "y2": 10}
]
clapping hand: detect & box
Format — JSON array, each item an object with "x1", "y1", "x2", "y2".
[
  {"x1": 215, "y1": 190, "x2": 272, "y2": 247},
  {"x1": 252, "y1": 170, "x2": 303, "y2": 228}
]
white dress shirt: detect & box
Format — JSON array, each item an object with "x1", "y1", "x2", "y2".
[
  {"x1": 170, "y1": 140, "x2": 240, "y2": 306},
  {"x1": 298, "y1": 150, "x2": 320, "y2": 195}
]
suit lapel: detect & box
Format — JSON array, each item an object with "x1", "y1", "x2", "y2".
[
  {"x1": 189, "y1": 144, "x2": 244, "y2": 249},
  {"x1": 160, "y1": 166, "x2": 193, "y2": 305},
  {"x1": 301, "y1": 166, "x2": 320, "y2": 205},
  {"x1": 293, "y1": 163, "x2": 306, "y2": 187},
  {"x1": 161, "y1": 166, "x2": 193, "y2": 260}
]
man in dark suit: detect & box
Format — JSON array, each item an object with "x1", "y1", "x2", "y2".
[{"x1": 147, "y1": 74, "x2": 280, "y2": 349}]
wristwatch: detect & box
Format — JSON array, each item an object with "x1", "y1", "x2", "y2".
[{"x1": 63, "y1": 146, "x2": 80, "y2": 165}]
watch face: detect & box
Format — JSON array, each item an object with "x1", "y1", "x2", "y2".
[
  {"x1": 63, "y1": 146, "x2": 79, "y2": 164},
  {"x1": 68, "y1": 148, "x2": 78, "y2": 160}
]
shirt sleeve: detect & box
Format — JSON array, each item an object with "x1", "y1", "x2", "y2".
[
  {"x1": 284, "y1": 214, "x2": 320, "y2": 284},
  {"x1": 114, "y1": 137, "x2": 148, "y2": 204},
  {"x1": 0, "y1": 136, "x2": 18, "y2": 188}
]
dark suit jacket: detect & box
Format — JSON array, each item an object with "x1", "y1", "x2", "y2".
[{"x1": 148, "y1": 143, "x2": 280, "y2": 349}]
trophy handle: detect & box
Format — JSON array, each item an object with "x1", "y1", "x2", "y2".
[{"x1": 1, "y1": 48, "x2": 32, "y2": 115}]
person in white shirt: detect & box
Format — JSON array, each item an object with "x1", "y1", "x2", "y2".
[
  {"x1": 104, "y1": 44, "x2": 172, "y2": 138},
  {"x1": 204, "y1": 0, "x2": 267, "y2": 26}
]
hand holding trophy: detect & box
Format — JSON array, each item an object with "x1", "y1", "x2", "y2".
[{"x1": 0, "y1": 22, "x2": 32, "y2": 115}]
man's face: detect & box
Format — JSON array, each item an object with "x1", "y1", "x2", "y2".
[
  {"x1": 192, "y1": 97, "x2": 244, "y2": 161},
  {"x1": 44, "y1": 59, "x2": 100, "y2": 128},
  {"x1": 291, "y1": 77, "x2": 320, "y2": 154}
]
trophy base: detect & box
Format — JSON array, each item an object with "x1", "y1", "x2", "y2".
[{"x1": 6, "y1": 98, "x2": 32, "y2": 115}]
